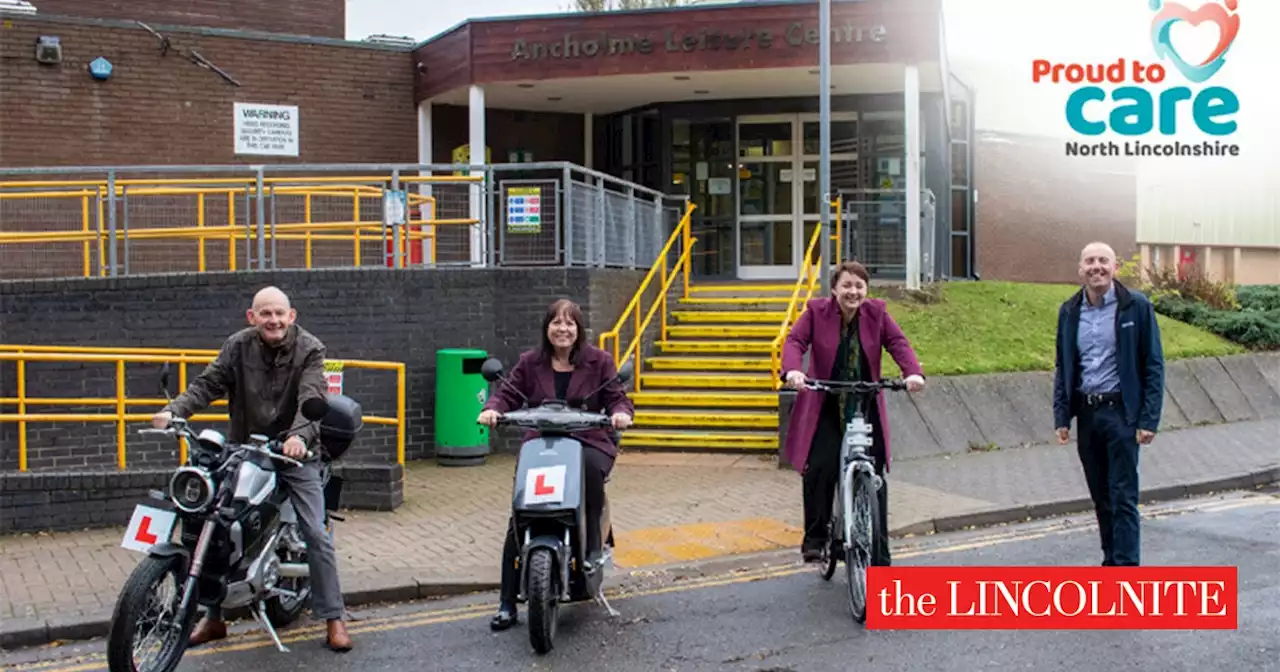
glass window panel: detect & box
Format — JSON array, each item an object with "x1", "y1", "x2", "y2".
[
  {"x1": 738, "y1": 162, "x2": 793, "y2": 216},
  {"x1": 802, "y1": 120, "x2": 859, "y2": 155},
  {"x1": 738, "y1": 122, "x2": 793, "y2": 158},
  {"x1": 802, "y1": 160, "x2": 861, "y2": 214},
  {"x1": 739, "y1": 221, "x2": 793, "y2": 266}
]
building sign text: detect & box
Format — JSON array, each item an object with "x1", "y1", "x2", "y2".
[{"x1": 510, "y1": 21, "x2": 887, "y2": 61}]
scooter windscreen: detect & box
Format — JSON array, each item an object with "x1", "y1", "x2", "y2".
[{"x1": 499, "y1": 403, "x2": 612, "y2": 433}]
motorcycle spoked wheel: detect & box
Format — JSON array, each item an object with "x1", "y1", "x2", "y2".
[
  {"x1": 525, "y1": 548, "x2": 559, "y2": 655},
  {"x1": 265, "y1": 525, "x2": 311, "y2": 628},
  {"x1": 106, "y1": 554, "x2": 198, "y2": 672}
]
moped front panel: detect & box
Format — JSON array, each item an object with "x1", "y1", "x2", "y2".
[{"x1": 513, "y1": 436, "x2": 585, "y2": 516}]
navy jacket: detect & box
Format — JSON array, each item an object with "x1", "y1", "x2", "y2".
[{"x1": 1053, "y1": 280, "x2": 1165, "y2": 432}]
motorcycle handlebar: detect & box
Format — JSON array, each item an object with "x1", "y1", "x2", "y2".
[{"x1": 137, "y1": 423, "x2": 313, "y2": 465}]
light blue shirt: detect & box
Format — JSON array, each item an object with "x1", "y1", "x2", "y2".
[{"x1": 1077, "y1": 284, "x2": 1121, "y2": 394}]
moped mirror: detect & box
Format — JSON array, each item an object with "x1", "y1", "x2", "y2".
[
  {"x1": 481, "y1": 357, "x2": 505, "y2": 382},
  {"x1": 616, "y1": 361, "x2": 634, "y2": 385},
  {"x1": 159, "y1": 363, "x2": 172, "y2": 397},
  {"x1": 301, "y1": 396, "x2": 330, "y2": 422}
]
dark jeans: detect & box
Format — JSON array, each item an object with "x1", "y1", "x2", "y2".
[
  {"x1": 1075, "y1": 395, "x2": 1141, "y2": 566},
  {"x1": 802, "y1": 394, "x2": 891, "y2": 566},
  {"x1": 499, "y1": 446, "x2": 614, "y2": 604}
]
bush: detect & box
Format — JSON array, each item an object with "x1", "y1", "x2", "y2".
[
  {"x1": 1198, "y1": 309, "x2": 1280, "y2": 350},
  {"x1": 1237, "y1": 285, "x2": 1280, "y2": 313},
  {"x1": 1116, "y1": 254, "x2": 1239, "y2": 310}
]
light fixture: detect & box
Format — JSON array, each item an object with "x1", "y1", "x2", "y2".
[
  {"x1": 34, "y1": 35, "x2": 61, "y2": 64},
  {"x1": 517, "y1": 83, "x2": 534, "y2": 89}
]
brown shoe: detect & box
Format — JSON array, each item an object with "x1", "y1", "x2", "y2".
[
  {"x1": 188, "y1": 618, "x2": 227, "y2": 647},
  {"x1": 326, "y1": 619, "x2": 353, "y2": 652}
]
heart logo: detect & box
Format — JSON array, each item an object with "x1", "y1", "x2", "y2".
[{"x1": 1150, "y1": 1, "x2": 1240, "y2": 83}]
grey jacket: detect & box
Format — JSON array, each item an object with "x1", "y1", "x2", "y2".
[{"x1": 165, "y1": 324, "x2": 328, "y2": 449}]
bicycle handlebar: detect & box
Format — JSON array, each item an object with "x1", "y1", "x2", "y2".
[{"x1": 797, "y1": 377, "x2": 908, "y2": 394}]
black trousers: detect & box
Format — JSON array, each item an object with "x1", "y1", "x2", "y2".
[
  {"x1": 1075, "y1": 396, "x2": 1141, "y2": 566},
  {"x1": 802, "y1": 393, "x2": 891, "y2": 566},
  {"x1": 499, "y1": 446, "x2": 614, "y2": 604}
]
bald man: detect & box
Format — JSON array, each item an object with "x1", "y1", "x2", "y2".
[
  {"x1": 1052, "y1": 243, "x2": 1165, "y2": 567},
  {"x1": 152, "y1": 286, "x2": 354, "y2": 651}
]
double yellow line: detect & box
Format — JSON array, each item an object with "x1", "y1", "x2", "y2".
[{"x1": 15, "y1": 493, "x2": 1275, "y2": 672}]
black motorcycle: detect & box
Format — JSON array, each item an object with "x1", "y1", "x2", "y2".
[
  {"x1": 480, "y1": 357, "x2": 632, "y2": 654},
  {"x1": 106, "y1": 364, "x2": 363, "y2": 672}
]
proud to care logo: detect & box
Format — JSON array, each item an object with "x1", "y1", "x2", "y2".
[{"x1": 1033, "y1": 0, "x2": 1242, "y2": 158}]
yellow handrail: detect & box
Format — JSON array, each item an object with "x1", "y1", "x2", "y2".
[
  {"x1": 769, "y1": 199, "x2": 843, "y2": 388},
  {"x1": 597, "y1": 201, "x2": 697, "y2": 391},
  {"x1": 0, "y1": 346, "x2": 407, "y2": 471}
]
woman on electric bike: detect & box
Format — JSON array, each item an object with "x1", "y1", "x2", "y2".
[
  {"x1": 781, "y1": 260, "x2": 926, "y2": 566},
  {"x1": 476, "y1": 298, "x2": 634, "y2": 632}
]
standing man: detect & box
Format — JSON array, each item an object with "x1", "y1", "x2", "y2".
[
  {"x1": 1053, "y1": 242, "x2": 1164, "y2": 567},
  {"x1": 152, "y1": 286, "x2": 354, "y2": 652}
]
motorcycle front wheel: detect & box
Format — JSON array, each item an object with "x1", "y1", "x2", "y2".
[
  {"x1": 106, "y1": 554, "x2": 197, "y2": 672},
  {"x1": 525, "y1": 548, "x2": 559, "y2": 655}
]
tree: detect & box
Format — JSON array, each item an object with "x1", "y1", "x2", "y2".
[{"x1": 571, "y1": 0, "x2": 692, "y2": 10}]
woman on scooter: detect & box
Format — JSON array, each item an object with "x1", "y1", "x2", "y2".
[
  {"x1": 780, "y1": 260, "x2": 926, "y2": 567},
  {"x1": 476, "y1": 298, "x2": 634, "y2": 631}
]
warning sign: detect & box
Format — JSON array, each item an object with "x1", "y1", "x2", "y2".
[{"x1": 324, "y1": 360, "x2": 344, "y2": 395}]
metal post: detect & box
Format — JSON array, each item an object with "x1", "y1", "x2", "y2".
[
  {"x1": 121, "y1": 185, "x2": 130, "y2": 276},
  {"x1": 269, "y1": 185, "x2": 278, "y2": 269},
  {"x1": 255, "y1": 168, "x2": 267, "y2": 271},
  {"x1": 818, "y1": 0, "x2": 832, "y2": 296},
  {"x1": 562, "y1": 166, "x2": 574, "y2": 267},
  {"x1": 107, "y1": 171, "x2": 118, "y2": 277},
  {"x1": 392, "y1": 170, "x2": 403, "y2": 269}
]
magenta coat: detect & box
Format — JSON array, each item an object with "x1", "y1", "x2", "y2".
[
  {"x1": 781, "y1": 297, "x2": 925, "y2": 474},
  {"x1": 482, "y1": 344, "x2": 635, "y2": 459}
]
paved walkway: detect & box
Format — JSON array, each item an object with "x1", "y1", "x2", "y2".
[{"x1": 1, "y1": 419, "x2": 1277, "y2": 643}]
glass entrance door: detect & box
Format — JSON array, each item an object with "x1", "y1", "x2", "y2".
[{"x1": 736, "y1": 113, "x2": 859, "y2": 280}]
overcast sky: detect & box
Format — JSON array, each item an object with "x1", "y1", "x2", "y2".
[{"x1": 346, "y1": 0, "x2": 1275, "y2": 160}]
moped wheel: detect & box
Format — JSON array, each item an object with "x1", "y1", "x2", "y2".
[
  {"x1": 106, "y1": 555, "x2": 197, "y2": 672},
  {"x1": 845, "y1": 470, "x2": 878, "y2": 624},
  {"x1": 526, "y1": 548, "x2": 559, "y2": 654}
]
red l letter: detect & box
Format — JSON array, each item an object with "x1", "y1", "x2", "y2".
[
  {"x1": 534, "y1": 474, "x2": 554, "y2": 496},
  {"x1": 136, "y1": 516, "x2": 159, "y2": 544}
]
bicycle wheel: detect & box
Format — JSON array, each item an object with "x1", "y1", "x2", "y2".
[
  {"x1": 818, "y1": 488, "x2": 839, "y2": 581},
  {"x1": 845, "y1": 470, "x2": 879, "y2": 624}
]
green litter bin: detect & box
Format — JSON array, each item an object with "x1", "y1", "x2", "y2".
[{"x1": 434, "y1": 348, "x2": 491, "y2": 466}]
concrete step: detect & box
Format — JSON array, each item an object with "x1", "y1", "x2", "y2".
[
  {"x1": 666, "y1": 324, "x2": 780, "y2": 339},
  {"x1": 645, "y1": 356, "x2": 773, "y2": 372},
  {"x1": 656, "y1": 340, "x2": 776, "y2": 354},
  {"x1": 621, "y1": 428, "x2": 778, "y2": 451},
  {"x1": 633, "y1": 409, "x2": 778, "y2": 430},
  {"x1": 640, "y1": 371, "x2": 776, "y2": 390},
  {"x1": 630, "y1": 390, "x2": 778, "y2": 409},
  {"x1": 669, "y1": 310, "x2": 787, "y2": 324}
]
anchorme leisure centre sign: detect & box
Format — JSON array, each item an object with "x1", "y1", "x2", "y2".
[{"x1": 510, "y1": 21, "x2": 888, "y2": 61}]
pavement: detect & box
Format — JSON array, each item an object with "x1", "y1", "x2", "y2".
[
  {"x1": 3, "y1": 488, "x2": 1276, "y2": 671},
  {"x1": 1, "y1": 417, "x2": 1278, "y2": 651}
]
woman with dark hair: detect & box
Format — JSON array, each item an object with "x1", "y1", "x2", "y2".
[
  {"x1": 781, "y1": 261, "x2": 926, "y2": 566},
  {"x1": 476, "y1": 298, "x2": 634, "y2": 632}
]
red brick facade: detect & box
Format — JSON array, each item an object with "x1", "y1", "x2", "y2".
[
  {"x1": 0, "y1": 15, "x2": 415, "y2": 167},
  {"x1": 973, "y1": 131, "x2": 1137, "y2": 284},
  {"x1": 25, "y1": 0, "x2": 345, "y2": 39}
]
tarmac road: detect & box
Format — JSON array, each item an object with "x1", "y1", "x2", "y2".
[{"x1": 5, "y1": 487, "x2": 1277, "y2": 672}]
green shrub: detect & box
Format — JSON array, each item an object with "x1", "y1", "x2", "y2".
[
  {"x1": 1198, "y1": 309, "x2": 1280, "y2": 350},
  {"x1": 1237, "y1": 285, "x2": 1280, "y2": 313}
]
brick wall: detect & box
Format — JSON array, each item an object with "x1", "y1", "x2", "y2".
[
  {"x1": 0, "y1": 15, "x2": 414, "y2": 168},
  {"x1": 973, "y1": 131, "x2": 1138, "y2": 284},
  {"x1": 0, "y1": 267, "x2": 647, "y2": 531},
  {"x1": 27, "y1": 0, "x2": 346, "y2": 39}
]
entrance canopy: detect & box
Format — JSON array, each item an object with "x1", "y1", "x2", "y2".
[
  {"x1": 428, "y1": 63, "x2": 945, "y2": 114},
  {"x1": 413, "y1": 0, "x2": 949, "y2": 110}
]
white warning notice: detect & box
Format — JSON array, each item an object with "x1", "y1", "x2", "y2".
[{"x1": 234, "y1": 102, "x2": 299, "y2": 157}]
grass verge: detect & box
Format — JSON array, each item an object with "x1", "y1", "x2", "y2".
[{"x1": 870, "y1": 281, "x2": 1245, "y2": 377}]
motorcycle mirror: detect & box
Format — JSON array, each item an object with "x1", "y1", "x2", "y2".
[
  {"x1": 481, "y1": 357, "x2": 505, "y2": 382},
  {"x1": 301, "y1": 396, "x2": 329, "y2": 422},
  {"x1": 616, "y1": 361, "x2": 634, "y2": 385},
  {"x1": 159, "y1": 363, "x2": 172, "y2": 397}
]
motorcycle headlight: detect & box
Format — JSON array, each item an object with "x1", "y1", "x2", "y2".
[{"x1": 169, "y1": 467, "x2": 215, "y2": 513}]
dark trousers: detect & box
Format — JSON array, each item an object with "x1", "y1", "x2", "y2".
[
  {"x1": 1075, "y1": 396, "x2": 1141, "y2": 566},
  {"x1": 499, "y1": 447, "x2": 614, "y2": 604},
  {"x1": 802, "y1": 394, "x2": 891, "y2": 566}
]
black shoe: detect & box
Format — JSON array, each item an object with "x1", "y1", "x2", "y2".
[
  {"x1": 801, "y1": 540, "x2": 825, "y2": 563},
  {"x1": 489, "y1": 603, "x2": 518, "y2": 631}
]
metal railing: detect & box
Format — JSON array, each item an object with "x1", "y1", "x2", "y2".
[
  {"x1": 838, "y1": 187, "x2": 936, "y2": 281},
  {"x1": 597, "y1": 202, "x2": 697, "y2": 391},
  {"x1": 0, "y1": 163, "x2": 688, "y2": 280},
  {"x1": 0, "y1": 344, "x2": 407, "y2": 472},
  {"x1": 770, "y1": 200, "x2": 842, "y2": 388}
]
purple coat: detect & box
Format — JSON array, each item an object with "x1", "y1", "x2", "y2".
[
  {"x1": 482, "y1": 344, "x2": 635, "y2": 459},
  {"x1": 781, "y1": 297, "x2": 924, "y2": 474}
]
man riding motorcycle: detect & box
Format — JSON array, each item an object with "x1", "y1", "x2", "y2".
[{"x1": 151, "y1": 286, "x2": 354, "y2": 652}]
